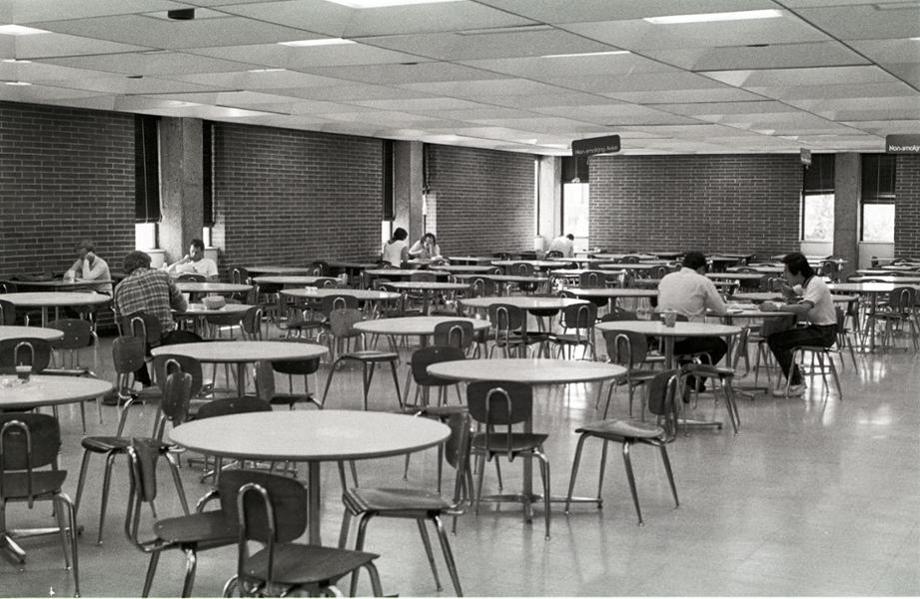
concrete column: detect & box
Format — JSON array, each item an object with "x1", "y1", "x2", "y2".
[
  {"x1": 159, "y1": 117, "x2": 204, "y2": 264},
  {"x1": 537, "y1": 155, "x2": 561, "y2": 250},
  {"x1": 833, "y1": 153, "x2": 860, "y2": 277},
  {"x1": 393, "y1": 141, "x2": 424, "y2": 239}
]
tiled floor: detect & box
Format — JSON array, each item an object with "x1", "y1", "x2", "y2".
[{"x1": 2, "y1": 326, "x2": 918, "y2": 597}]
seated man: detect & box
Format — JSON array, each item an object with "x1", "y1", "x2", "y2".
[
  {"x1": 547, "y1": 233, "x2": 575, "y2": 258},
  {"x1": 166, "y1": 238, "x2": 218, "y2": 280},
  {"x1": 63, "y1": 240, "x2": 112, "y2": 294},
  {"x1": 657, "y1": 251, "x2": 728, "y2": 394},
  {"x1": 761, "y1": 252, "x2": 837, "y2": 397},
  {"x1": 113, "y1": 250, "x2": 196, "y2": 387}
]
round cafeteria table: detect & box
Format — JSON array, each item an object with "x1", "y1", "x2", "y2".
[
  {"x1": 561, "y1": 287, "x2": 658, "y2": 309},
  {"x1": 175, "y1": 282, "x2": 252, "y2": 295},
  {"x1": 353, "y1": 315, "x2": 489, "y2": 343},
  {"x1": 2, "y1": 279, "x2": 114, "y2": 292},
  {"x1": 828, "y1": 282, "x2": 920, "y2": 349},
  {"x1": 0, "y1": 374, "x2": 112, "y2": 410},
  {"x1": 169, "y1": 410, "x2": 449, "y2": 545},
  {"x1": 281, "y1": 288, "x2": 400, "y2": 302},
  {"x1": 427, "y1": 358, "x2": 626, "y2": 517},
  {"x1": 437, "y1": 265, "x2": 494, "y2": 274},
  {"x1": 446, "y1": 256, "x2": 494, "y2": 265},
  {"x1": 849, "y1": 275, "x2": 920, "y2": 284},
  {"x1": 243, "y1": 266, "x2": 314, "y2": 276},
  {"x1": 151, "y1": 341, "x2": 327, "y2": 398},
  {"x1": 597, "y1": 320, "x2": 742, "y2": 370},
  {"x1": 252, "y1": 275, "x2": 334, "y2": 286},
  {"x1": 0, "y1": 325, "x2": 64, "y2": 343},
  {"x1": 491, "y1": 260, "x2": 565, "y2": 271},
  {"x1": 450, "y1": 273, "x2": 549, "y2": 294},
  {"x1": 0, "y1": 292, "x2": 111, "y2": 327},
  {"x1": 378, "y1": 281, "x2": 470, "y2": 315}
]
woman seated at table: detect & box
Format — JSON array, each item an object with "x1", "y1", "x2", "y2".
[
  {"x1": 760, "y1": 252, "x2": 837, "y2": 397},
  {"x1": 408, "y1": 233, "x2": 446, "y2": 264},
  {"x1": 382, "y1": 227, "x2": 410, "y2": 267}
]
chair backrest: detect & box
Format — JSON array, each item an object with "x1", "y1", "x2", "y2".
[
  {"x1": 47, "y1": 318, "x2": 94, "y2": 351},
  {"x1": 0, "y1": 413, "x2": 61, "y2": 478},
  {"x1": 620, "y1": 255, "x2": 639, "y2": 264},
  {"x1": 509, "y1": 262, "x2": 534, "y2": 277},
  {"x1": 124, "y1": 438, "x2": 167, "y2": 550},
  {"x1": 468, "y1": 277, "x2": 497, "y2": 297},
  {"x1": 327, "y1": 307, "x2": 364, "y2": 338},
  {"x1": 433, "y1": 320, "x2": 475, "y2": 350},
  {"x1": 152, "y1": 354, "x2": 203, "y2": 397},
  {"x1": 410, "y1": 271, "x2": 436, "y2": 282},
  {"x1": 411, "y1": 345, "x2": 466, "y2": 386},
  {"x1": 241, "y1": 306, "x2": 263, "y2": 339},
  {"x1": 560, "y1": 302, "x2": 597, "y2": 330},
  {"x1": 122, "y1": 312, "x2": 162, "y2": 348},
  {"x1": 0, "y1": 299, "x2": 15, "y2": 325},
  {"x1": 888, "y1": 286, "x2": 916, "y2": 311},
  {"x1": 194, "y1": 397, "x2": 273, "y2": 420},
  {"x1": 467, "y1": 381, "x2": 533, "y2": 459},
  {"x1": 646, "y1": 370, "x2": 681, "y2": 440},
  {"x1": 579, "y1": 271, "x2": 607, "y2": 288},
  {"x1": 600, "y1": 307, "x2": 638, "y2": 322},
  {"x1": 319, "y1": 294, "x2": 359, "y2": 315},
  {"x1": 488, "y1": 304, "x2": 524, "y2": 333},
  {"x1": 231, "y1": 267, "x2": 250, "y2": 285},
  {"x1": 112, "y1": 335, "x2": 147, "y2": 376},
  {"x1": 603, "y1": 330, "x2": 649, "y2": 368},
  {"x1": 0, "y1": 338, "x2": 52, "y2": 374},
  {"x1": 271, "y1": 358, "x2": 321, "y2": 376},
  {"x1": 223, "y1": 471, "x2": 308, "y2": 590},
  {"x1": 155, "y1": 370, "x2": 193, "y2": 440},
  {"x1": 310, "y1": 261, "x2": 329, "y2": 277},
  {"x1": 545, "y1": 250, "x2": 563, "y2": 259},
  {"x1": 177, "y1": 273, "x2": 206, "y2": 282}
]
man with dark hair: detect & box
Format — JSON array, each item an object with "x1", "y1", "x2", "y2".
[
  {"x1": 658, "y1": 251, "x2": 729, "y2": 394},
  {"x1": 64, "y1": 240, "x2": 112, "y2": 294},
  {"x1": 166, "y1": 238, "x2": 218, "y2": 279},
  {"x1": 760, "y1": 252, "x2": 837, "y2": 396},
  {"x1": 548, "y1": 233, "x2": 575, "y2": 257},
  {"x1": 113, "y1": 250, "x2": 193, "y2": 387}
]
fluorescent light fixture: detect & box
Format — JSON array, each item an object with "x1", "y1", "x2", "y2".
[
  {"x1": 279, "y1": 38, "x2": 355, "y2": 47},
  {"x1": 324, "y1": 0, "x2": 461, "y2": 8},
  {"x1": 911, "y1": 36, "x2": 920, "y2": 40},
  {"x1": 2, "y1": 58, "x2": 31, "y2": 63},
  {"x1": 4, "y1": 80, "x2": 31, "y2": 86},
  {"x1": 0, "y1": 24, "x2": 50, "y2": 35},
  {"x1": 644, "y1": 9, "x2": 782, "y2": 24},
  {"x1": 542, "y1": 50, "x2": 631, "y2": 58},
  {"x1": 247, "y1": 68, "x2": 286, "y2": 73}
]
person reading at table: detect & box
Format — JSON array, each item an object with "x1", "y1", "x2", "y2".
[
  {"x1": 114, "y1": 250, "x2": 198, "y2": 388},
  {"x1": 166, "y1": 238, "x2": 218, "y2": 280},
  {"x1": 760, "y1": 252, "x2": 837, "y2": 397},
  {"x1": 658, "y1": 251, "x2": 728, "y2": 395},
  {"x1": 547, "y1": 233, "x2": 575, "y2": 258},
  {"x1": 63, "y1": 240, "x2": 112, "y2": 294},
  {"x1": 408, "y1": 232, "x2": 445, "y2": 264},
  {"x1": 382, "y1": 227, "x2": 409, "y2": 267}
]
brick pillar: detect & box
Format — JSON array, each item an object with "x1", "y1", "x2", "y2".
[
  {"x1": 833, "y1": 153, "x2": 860, "y2": 278},
  {"x1": 394, "y1": 141, "x2": 424, "y2": 240}
]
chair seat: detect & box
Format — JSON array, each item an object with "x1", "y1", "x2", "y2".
[
  {"x1": 619, "y1": 369, "x2": 659, "y2": 384},
  {"x1": 576, "y1": 419, "x2": 663, "y2": 440},
  {"x1": 872, "y1": 311, "x2": 911, "y2": 319},
  {"x1": 472, "y1": 433, "x2": 548, "y2": 453},
  {"x1": 81, "y1": 436, "x2": 132, "y2": 452},
  {"x1": 344, "y1": 487, "x2": 452, "y2": 514},
  {"x1": 341, "y1": 350, "x2": 399, "y2": 362},
  {"x1": 683, "y1": 364, "x2": 734, "y2": 379},
  {"x1": 270, "y1": 392, "x2": 315, "y2": 407},
  {"x1": 241, "y1": 544, "x2": 379, "y2": 586},
  {"x1": 550, "y1": 333, "x2": 592, "y2": 345},
  {"x1": 795, "y1": 345, "x2": 836, "y2": 352},
  {"x1": 1, "y1": 470, "x2": 68, "y2": 499},
  {"x1": 154, "y1": 511, "x2": 237, "y2": 548}
]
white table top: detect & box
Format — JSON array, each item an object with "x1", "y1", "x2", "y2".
[
  {"x1": 599, "y1": 263, "x2": 659, "y2": 270},
  {"x1": 438, "y1": 265, "x2": 494, "y2": 273},
  {"x1": 175, "y1": 282, "x2": 252, "y2": 293},
  {"x1": 460, "y1": 296, "x2": 588, "y2": 311},
  {"x1": 597, "y1": 320, "x2": 743, "y2": 338},
  {"x1": 592, "y1": 253, "x2": 658, "y2": 261},
  {"x1": 365, "y1": 269, "x2": 450, "y2": 278},
  {"x1": 446, "y1": 256, "x2": 494, "y2": 264},
  {"x1": 427, "y1": 358, "x2": 626, "y2": 385},
  {"x1": 0, "y1": 292, "x2": 111, "y2": 307},
  {"x1": 182, "y1": 303, "x2": 255, "y2": 317},
  {"x1": 151, "y1": 340, "x2": 327, "y2": 364},
  {"x1": 828, "y1": 282, "x2": 920, "y2": 294},
  {"x1": 450, "y1": 274, "x2": 548, "y2": 283},
  {"x1": 706, "y1": 273, "x2": 768, "y2": 281},
  {"x1": 281, "y1": 288, "x2": 400, "y2": 301},
  {"x1": 849, "y1": 275, "x2": 920, "y2": 284},
  {"x1": 252, "y1": 276, "x2": 330, "y2": 286},
  {"x1": 0, "y1": 325, "x2": 65, "y2": 342},
  {"x1": 353, "y1": 316, "x2": 490, "y2": 336},
  {"x1": 169, "y1": 410, "x2": 449, "y2": 462},
  {"x1": 2, "y1": 279, "x2": 114, "y2": 290},
  {"x1": 243, "y1": 266, "x2": 314, "y2": 275},
  {"x1": 731, "y1": 265, "x2": 783, "y2": 274},
  {"x1": 0, "y1": 375, "x2": 113, "y2": 409},
  {"x1": 381, "y1": 281, "x2": 470, "y2": 291},
  {"x1": 562, "y1": 287, "x2": 659, "y2": 298},
  {"x1": 491, "y1": 260, "x2": 564, "y2": 269},
  {"x1": 880, "y1": 265, "x2": 920, "y2": 271},
  {"x1": 732, "y1": 291, "x2": 858, "y2": 304}
]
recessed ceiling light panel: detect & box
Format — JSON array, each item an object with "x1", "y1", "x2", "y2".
[
  {"x1": 0, "y1": 25, "x2": 50, "y2": 35},
  {"x1": 644, "y1": 10, "x2": 782, "y2": 25},
  {"x1": 542, "y1": 50, "x2": 631, "y2": 58},
  {"x1": 324, "y1": 0, "x2": 461, "y2": 8},
  {"x1": 279, "y1": 38, "x2": 356, "y2": 47}
]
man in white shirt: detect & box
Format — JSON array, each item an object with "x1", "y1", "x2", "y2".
[
  {"x1": 166, "y1": 238, "x2": 218, "y2": 280},
  {"x1": 547, "y1": 234, "x2": 575, "y2": 258},
  {"x1": 760, "y1": 252, "x2": 838, "y2": 396},
  {"x1": 658, "y1": 251, "x2": 729, "y2": 393},
  {"x1": 64, "y1": 240, "x2": 112, "y2": 294}
]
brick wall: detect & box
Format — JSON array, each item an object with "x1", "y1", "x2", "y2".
[
  {"x1": 428, "y1": 145, "x2": 535, "y2": 255},
  {"x1": 211, "y1": 124, "x2": 383, "y2": 271},
  {"x1": 589, "y1": 154, "x2": 802, "y2": 259},
  {"x1": 0, "y1": 101, "x2": 135, "y2": 277},
  {"x1": 893, "y1": 155, "x2": 920, "y2": 257}
]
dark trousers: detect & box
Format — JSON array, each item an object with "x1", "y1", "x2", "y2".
[
  {"x1": 673, "y1": 337, "x2": 728, "y2": 390},
  {"x1": 134, "y1": 329, "x2": 203, "y2": 386},
  {"x1": 767, "y1": 324, "x2": 837, "y2": 385}
]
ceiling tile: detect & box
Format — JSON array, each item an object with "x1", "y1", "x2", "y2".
[
  {"x1": 793, "y1": 4, "x2": 920, "y2": 40},
  {"x1": 300, "y1": 61, "x2": 501, "y2": 86},
  {"x1": 40, "y1": 51, "x2": 258, "y2": 76},
  {"x1": 644, "y1": 41, "x2": 870, "y2": 71},
  {"x1": 0, "y1": 0, "x2": 183, "y2": 23},
  {"x1": 186, "y1": 42, "x2": 424, "y2": 69},
  {"x1": 701, "y1": 65, "x2": 897, "y2": 87},
  {"x1": 474, "y1": 0, "x2": 779, "y2": 24}
]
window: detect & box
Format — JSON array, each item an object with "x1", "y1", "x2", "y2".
[
  {"x1": 801, "y1": 154, "x2": 834, "y2": 242},
  {"x1": 134, "y1": 115, "x2": 161, "y2": 224},
  {"x1": 382, "y1": 140, "x2": 394, "y2": 220},
  {"x1": 135, "y1": 223, "x2": 157, "y2": 251},
  {"x1": 203, "y1": 121, "x2": 214, "y2": 227},
  {"x1": 861, "y1": 154, "x2": 896, "y2": 243},
  {"x1": 562, "y1": 183, "x2": 590, "y2": 249}
]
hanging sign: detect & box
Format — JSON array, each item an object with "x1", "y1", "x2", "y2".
[
  {"x1": 572, "y1": 135, "x2": 621, "y2": 156},
  {"x1": 886, "y1": 134, "x2": 920, "y2": 153}
]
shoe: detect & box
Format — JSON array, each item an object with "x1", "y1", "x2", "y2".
[{"x1": 772, "y1": 384, "x2": 804, "y2": 397}]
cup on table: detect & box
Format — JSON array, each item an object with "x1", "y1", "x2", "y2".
[
  {"x1": 15, "y1": 365, "x2": 30, "y2": 381},
  {"x1": 662, "y1": 309, "x2": 677, "y2": 327}
]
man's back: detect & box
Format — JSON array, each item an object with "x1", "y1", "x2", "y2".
[
  {"x1": 658, "y1": 267, "x2": 726, "y2": 322},
  {"x1": 113, "y1": 268, "x2": 185, "y2": 331}
]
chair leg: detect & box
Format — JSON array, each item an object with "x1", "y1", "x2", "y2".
[
  {"x1": 73, "y1": 449, "x2": 94, "y2": 517},
  {"x1": 142, "y1": 551, "x2": 161, "y2": 597},
  {"x1": 564, "y1": 433, "x2": 591, "y2": 513},
  {"x1": 536, "y1": 449, "x2": 551, "y2": 540},
  {"x1": 349, "y1": 514, "x2": 373, "y2": 596},
  {"x1": 97, "y1": 451, "x2": 119, "y2": 544},
  {"x1": 337, "y1": 508, "x2": 352, "y2": 549},
  {"x1": 621, "y1": 442, "x2": 643, "y2": 526},
  {"x1": 827, "y1": 351, "x2": 843, "y2": 399},
  {"x1": 165, "y1": 451, "x2": 190, "y2": 515},
  {"x1": 432, "y1": 515, "x2": 463, "y2": 596},
  {"x1": 52, "y1": 495, "x2": 71, "y2": 571},
  {"x1": 597, "y1": 440, "x2": 609, "y2": 504},
  {"x1": 181, "y1": 547, "x2": 198, "y2": 598},
  {"x1": 361, "y1": 562, "x2": 384, "y2": 597},
  {"x1": 388, "y1": 360, "x2": 403, "y2": 409},
  {"x1": 320, "y1": 358, "x2": 343, "y2": 408},
  {"x1": 658, "y1": 444, "x2": 679, "y2": 509},
  {"x1": 415, "y1": 519, "x2": 443, "y2": 592}
]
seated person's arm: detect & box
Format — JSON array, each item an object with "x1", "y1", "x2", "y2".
[
  {"x1": 84, "y1": 259, "x2": 107, "y2": 281},
  {"x1": 408, "y1": 240, "x2": 424, "y2": 257},
  {"x1": 64, "y1": 259, "x2": 81, "y2": 280},
  {"x1": 168, "y1": 280, "x2": 188, "y2": 314},
  {"x1": 204, "y1": 260, "x2": 219, "y2": 280},
  {"x1": 761, "y1": 299, "x2": 812, "y2": 316},
  {"x1": 705, "y1": 280, "x2": 728, "y2": 315}
]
